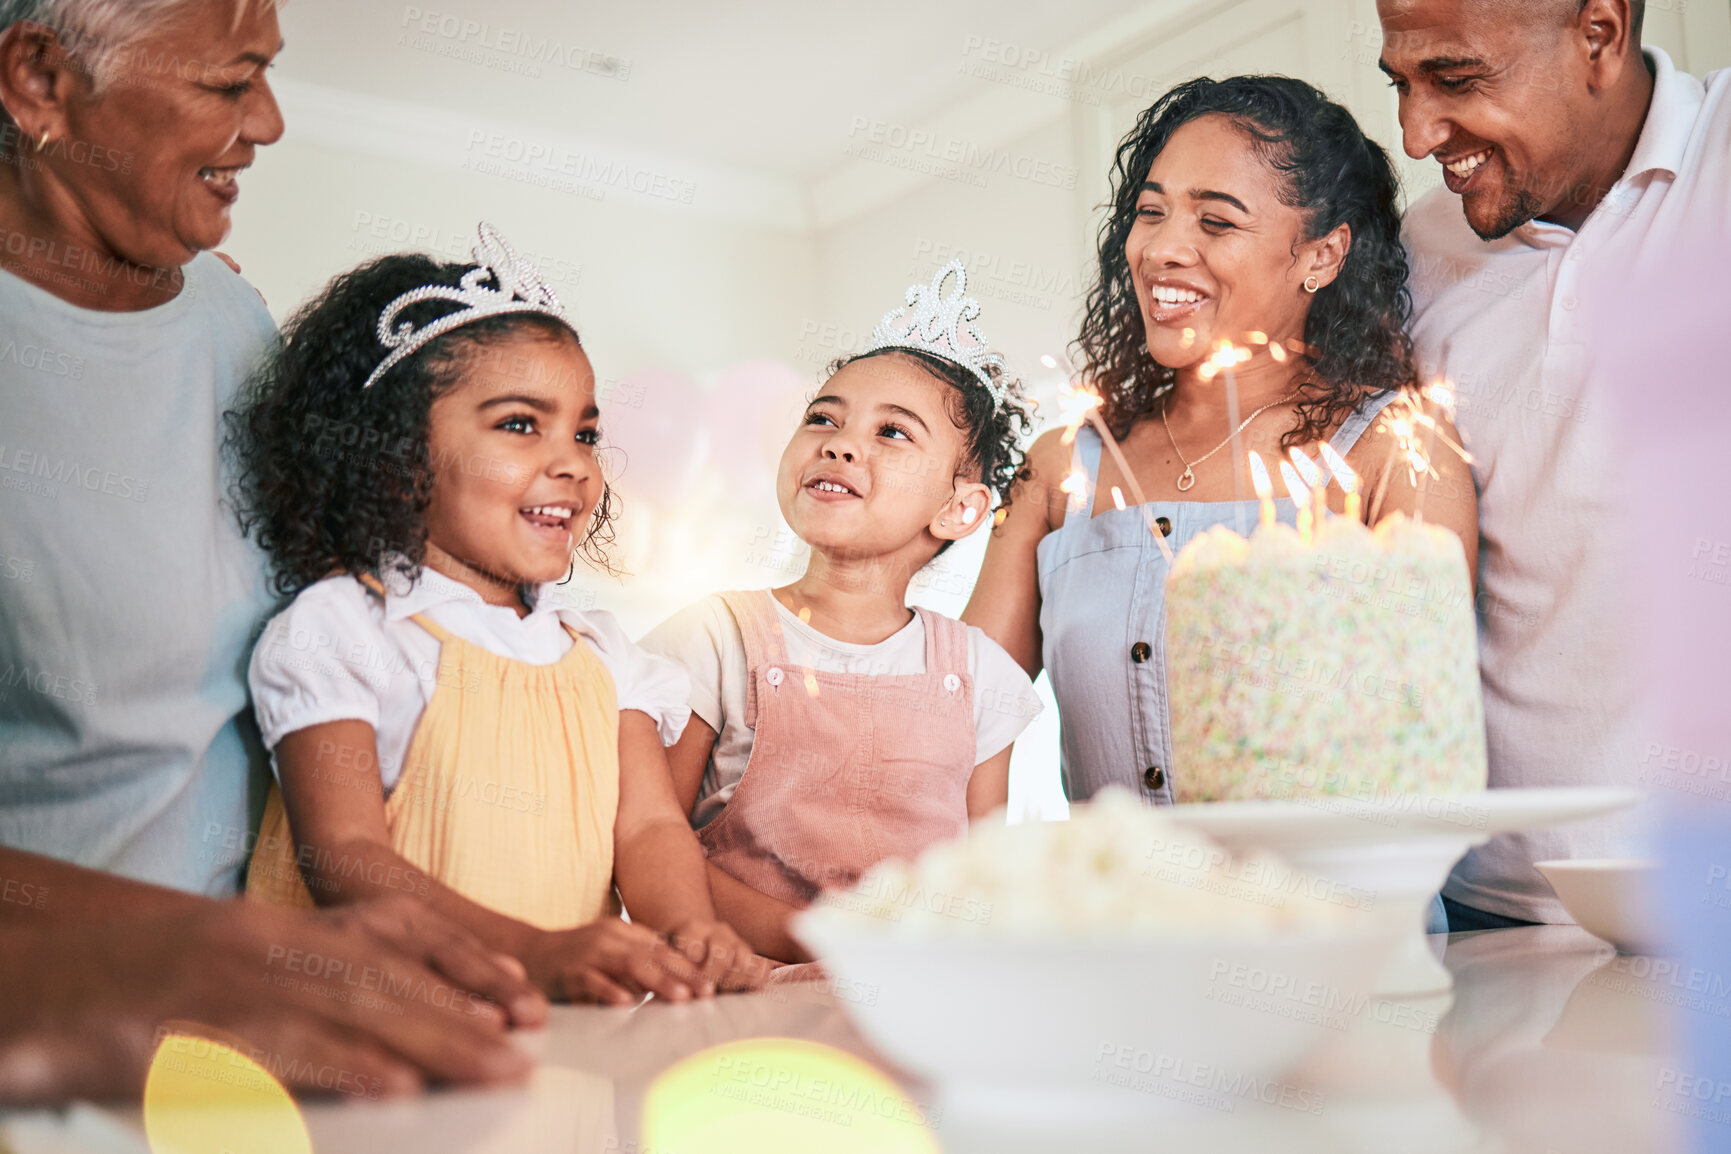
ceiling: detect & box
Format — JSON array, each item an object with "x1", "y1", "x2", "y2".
[{"x1": 277, "y1": 0, "x2": 1158, "y2": 183}]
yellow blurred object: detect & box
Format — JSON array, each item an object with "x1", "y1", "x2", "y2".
[
  {"x1": 642, "y1": 1037, "x2": 940, "y2": 1154},
  {"x1": 143, "y1": 1032, "x2": 311, "y2": 1154}
]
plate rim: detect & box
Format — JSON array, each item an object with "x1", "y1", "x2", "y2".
[{"x1": 1166, "y1": 785, "x2": 1644, "y2": 840}]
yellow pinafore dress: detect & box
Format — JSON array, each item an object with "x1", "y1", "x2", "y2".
[{"x1": 246, "y1": 580, "x2": 620, "y2": 929}]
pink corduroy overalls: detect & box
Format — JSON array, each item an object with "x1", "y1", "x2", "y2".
[{"x1": 698, "y1": 589, "x2": 976, "y2": 906}]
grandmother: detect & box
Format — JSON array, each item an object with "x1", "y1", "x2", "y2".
[
  {"x1": 964, "y1": 75, "x2": 1477, "y2": 804},
  {"x1": 0, "y1": 0, "x2": 284, "y2": 892},
  {"x1": 0, "y1": 0, "x2": 549, "y2": 1102}
]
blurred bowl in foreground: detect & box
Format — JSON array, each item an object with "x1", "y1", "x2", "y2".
[
  {"x1": 794, "y1": 909, "x2": 1393, "y2": 1104},
  {"x1": 1534, "y1": 859, "x2": 1667, "y2": 955}
]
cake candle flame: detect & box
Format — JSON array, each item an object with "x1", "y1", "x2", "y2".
[
  {"x1": 1278, "y1": 460, "x2": 1312, "y2": 540},
  {"x1": 1317, "y1": 442, "x2": 1361, "y2": 522},
  {"x1": 1288, "y1": 446, "x2": 1328, "y2": 523},
  {"x1": 1247, "y1": 450, "x2": 1276, "y2": 529}
]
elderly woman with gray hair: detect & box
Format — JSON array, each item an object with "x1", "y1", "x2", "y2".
[{"x1": 0, "y1": 0, "x2": 548, "y2": 1102}]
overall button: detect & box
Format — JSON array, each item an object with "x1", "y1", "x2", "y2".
[
  {"x1": 765, "y1": 666, "x2": 785, "y2": 687},
  {"x1": 1155, "y1": 516, "x2": 1173, "y2": 536},
  {"x1": 1144, "y1": 766, "x2": 1165, "y2": 790},
  {"x1": 943, "y1": 673, "x2": 961, "y2": 693},
  {"x1": 1130, "y1": 641, "x2": 1152, "y2": 664}
]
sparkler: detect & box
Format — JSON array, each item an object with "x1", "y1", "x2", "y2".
[
  {"x1": 1043, "y1": 354, "x2": 1175, "y2": 562},
  {"x1": 1369, "y1": 380, "x2": 1473, "y2": 524},
  {"x1": 1198, "y1": 340, "x2": 1254, "y2": 535},
  {"x1": 1038, "y1": 332, "x2": 1333, "y2": 549}
]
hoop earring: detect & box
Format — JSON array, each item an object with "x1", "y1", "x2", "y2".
[
  {"x1": 35, "y1": 129, "x2": 50, "y2": 152},
  {"x1": 1303, "y1": 275, "x2": 1320, "y2": 294}
]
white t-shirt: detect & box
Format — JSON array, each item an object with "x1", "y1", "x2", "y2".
[
  {"x1": 639, "y1": 593, "x2": 1043, "y2": 829},
  {"x1": 249, "y1": 564, "x2": 691, "y2": 793},
  {"x1": 1404, "y1": 49, "x2": 1728, "y2": 921},
  {"x1": 0, "y1": 252, "x2": 276, "y2": 896}
]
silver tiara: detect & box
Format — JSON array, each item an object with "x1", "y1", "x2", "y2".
[
  {"x1": 362, "y1": 222, "x2": 570, "y2": 389},
  {"x1": 864, "y1": 260, "x2": 1008, "y2": 407}
]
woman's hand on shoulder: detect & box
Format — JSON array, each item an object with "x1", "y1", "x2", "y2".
[
  {"x1": 961, "y1": 426, "x2": 1071, "y2": 678},
  {"x1": 1021, "y1": 426, "x2": 1076, "y2": 533}
]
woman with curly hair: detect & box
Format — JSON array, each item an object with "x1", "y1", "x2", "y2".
[
  {"x1": 643, "y1": 262, "x2": 1044, "y2": 963},
  {"x1": 229, "y1": 228, "x2": 767, "y2": 1002},
  {"x1": 965, "y1": 76, "x2": 1476, "y2": 805}
]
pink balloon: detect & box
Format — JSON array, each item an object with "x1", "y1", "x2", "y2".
[
  {"x1": 596, "y1": 367, "x2": 705, "y2": 507},
  {"x1": 705, "y1": 359, "x2": 810, "y2": 486}
]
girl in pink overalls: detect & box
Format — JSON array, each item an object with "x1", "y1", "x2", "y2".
[{"x1": 644, "y1": 262, "x2": 1044, "y2": 962}]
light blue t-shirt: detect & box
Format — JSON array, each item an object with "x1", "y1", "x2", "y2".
[{"x1": 0, "y1": 251, "x2": 277, "y2": 895}]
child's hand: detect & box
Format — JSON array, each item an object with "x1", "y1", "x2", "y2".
[
  {"x1": 314, "y1": 893, "x2": 548, "y2": 1028},
  {"x1": 524, "y1": 918, "x2": 710, "y2": 1006},
  {"x1": 663, "y1": 919, "x2": 775, "y2": 993}
]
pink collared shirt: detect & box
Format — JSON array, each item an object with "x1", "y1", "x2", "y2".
[{"x1": 1402, "y1": 48, "x2": 1731, "y2": 922}]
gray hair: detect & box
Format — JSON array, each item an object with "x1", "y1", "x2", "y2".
[{"x1": 0, "y1": 0, "x2": 211, "y2": 88}]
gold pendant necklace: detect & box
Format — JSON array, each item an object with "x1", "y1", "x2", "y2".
[{"x1": 1161, "y1": 394, "x2": 1288, "y2": 492}]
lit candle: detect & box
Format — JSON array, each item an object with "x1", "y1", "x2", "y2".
[
  {"x1": 1317, "y1": 442, "x2": 1361, "y2": 523},
  {"x1": 1278, "y1": 460, "x2": 1311, "y2": 540},
  {"x1": 1247, "y1": 450, "x2": 1276, "y2": 529},
  {"x1": 1287, "y1": 446, "x2": 1327, "y2": 524}
]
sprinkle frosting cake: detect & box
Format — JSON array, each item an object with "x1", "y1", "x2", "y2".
[{"x1": 1165, "y1": 513, "x2": 1488, "y2": 804}]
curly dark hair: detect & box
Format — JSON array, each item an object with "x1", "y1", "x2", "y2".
[
  {"x1": 822, "y1": 347, "x2": 1033, "y2": 556},
  {"x1": 226, "y1": 252, "x2": 618, "y2": 600},
  {"x1": 1075, "y1": 75, "x2": 1415, "y2": 448}
]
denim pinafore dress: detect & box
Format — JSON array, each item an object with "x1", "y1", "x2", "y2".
[{"x1": 1036, "y1": 392, "x2": 1398, "y2": 805}]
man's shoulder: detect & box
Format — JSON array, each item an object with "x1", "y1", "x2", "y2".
[
  {"x1": 1699, "y1": 64, "x2": 1731, "y2": 139},
  {"x1": 1401, "y1": 186, "x2": 1479, "y2": 258}
]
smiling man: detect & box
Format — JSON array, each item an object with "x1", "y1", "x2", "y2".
[{"x1": 1379, "y1": 0, "x2": 1730, "y2": 928}]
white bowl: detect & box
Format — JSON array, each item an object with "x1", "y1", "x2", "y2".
[
  {"x1": 793, "y1": 908, "x2": 1394, "y2": 1099},
  {"x1": 1534, "y1": 858, "x2": 1667, "y2": 955}
]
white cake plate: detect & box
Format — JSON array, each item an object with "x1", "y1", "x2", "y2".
[{"x1": 1168, "y1": 788, "x2": 1644, "y2": 997}]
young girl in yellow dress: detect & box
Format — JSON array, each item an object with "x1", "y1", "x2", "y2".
[{"x1": 229, "y1": 224, "x2": 761, "y2": 1003}]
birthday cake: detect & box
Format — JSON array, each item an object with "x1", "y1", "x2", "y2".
[{"x1": 1165, "y1": 512, "x2": 1487, "y2": 804}]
